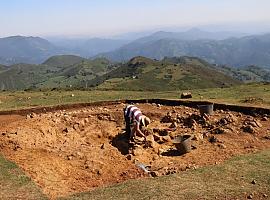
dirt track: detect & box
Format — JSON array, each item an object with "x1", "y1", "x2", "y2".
[{"x1": 0, "y1": 102, "x2": 270, "y2": 199}]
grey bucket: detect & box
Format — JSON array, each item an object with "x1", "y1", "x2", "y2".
[
  {"x1": 173, "y1": 135, "x2": 192, "y2": 154},
  {"x1": 198, "y1": 104, "x2": 214, "y2": 115}
]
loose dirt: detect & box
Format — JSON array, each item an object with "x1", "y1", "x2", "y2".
[{"x1": 0, "y1": 103, "x2": 270, "y2": 199}]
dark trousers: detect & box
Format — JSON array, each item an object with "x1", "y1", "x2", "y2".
[
  {"x1": 124, "y1": 115, "x2": 131, "y2": 136},
  {"x1": 124, "y1": 107, "x2": 132, "y2": 137}
]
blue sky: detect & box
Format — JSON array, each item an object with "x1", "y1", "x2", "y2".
[{"x1": 0, "y1": 0, "x2": 270, "y2": 37}]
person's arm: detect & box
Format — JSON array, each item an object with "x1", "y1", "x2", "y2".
[{"x1": 135, "y1": 122, "x2": 146, "y2": 139}]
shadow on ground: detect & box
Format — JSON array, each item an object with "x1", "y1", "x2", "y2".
[{"x1": 111, "y1": 131, "x2": 131, "y2": 155}]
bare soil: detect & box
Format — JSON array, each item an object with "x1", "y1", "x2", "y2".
[{"x1": 0, "y1": 103, "x2": 270, "y2": 199}]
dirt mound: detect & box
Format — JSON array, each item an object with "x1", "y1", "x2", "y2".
[{"x1": 0, "y1": 103, "x2": 270, "y2": 198}]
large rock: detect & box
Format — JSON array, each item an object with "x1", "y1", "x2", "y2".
[
  {"x1": 181, "y1": 92, "x2": 192, "y2": 99},
  {"x1": 242, "y1": 125, "x2": 256, "y2": 134}
]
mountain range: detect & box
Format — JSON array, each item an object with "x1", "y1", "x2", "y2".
[
  {"x1": 99, "y1": 33, "x2": 270, "y2": 68},
  {"x1": 2, "y1": 28, "x2": 269, "y2": 67}
]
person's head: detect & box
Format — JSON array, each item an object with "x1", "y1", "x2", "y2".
[{"x1": 141, "y1": 115, "x2": 151, "y2": 127}]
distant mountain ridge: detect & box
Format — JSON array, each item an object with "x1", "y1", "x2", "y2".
[
  {"x1": 0, "y1": 36, "x2": 128, "y2": 65},
  {"x1": 47, "y1": 37, "x2": 129, "y2": 57},
  {"x1": 0, "y1": 36, "x2": 62, "y2": 65},
  {"x1": 98, "y1": 33, "x2": 270, "y2": 68},
  {"x1": 132, "y1": 28, "x2": 246, "y2": 44},
  {"x1": 1, "y1": 29, "x2": 270, "y2": 68}
]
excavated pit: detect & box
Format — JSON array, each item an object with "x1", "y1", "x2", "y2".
[{"x1": 0, "y1": 102, "x2": 270, "y2": 198}]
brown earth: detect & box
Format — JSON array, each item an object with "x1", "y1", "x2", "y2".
[{"x1": 0, "y1": 103, "x2": 270, "y2": 199}]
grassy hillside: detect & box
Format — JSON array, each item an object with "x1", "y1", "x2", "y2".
[
  {"x1": 0, "y1": 55, "x2": 242, "y2": 91},
  {"x1": 0, "y1": 64, "x2": 6, "y2": 71},
  {"x1": 38, "y1": 58, "x2": 115, "y2": 89},
  {"x1": 1, "y1": 55, "x2": 270, "y2": 91},
  {"x1": 0, "y1": 57, "x2": 114, "y2": 90},
  {"x1": 218, "y1": 65, "x2": 270, "y2": 82},
  {"x1": 0, "y1": 63, "x2": 57, "y2": 90},
  {"x1": 42, "y1": 55, "x2": 87, "y2": 68},
  {"x1": 94, "y1": 56, "x2": 241, "y2": 91}
]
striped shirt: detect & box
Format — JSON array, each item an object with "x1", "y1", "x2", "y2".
[{"x1": 124, "y1": 105, "x2": 143, "y2": 123}]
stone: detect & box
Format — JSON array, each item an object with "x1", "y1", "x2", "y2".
[
  {"x1": 133, "y1": 147, "x2": 144, "y2": 156},
  {"x1": 248, "y1": 121, "x2": 258, "y2": 128},
  {"x1": 73, "y1": 123, "x2": 80, "y2": 131},
  {"x1": 251, "y1": 180, "x2": 256, "y2": 185},
  {"x1": 203, "y1": 113, "x2": 210, "y2": 121},
  {"x1": 63, "y1": 127, "x2": 70, "y2": 133},
  {"x1": 158, "y1": 148, "x2": 164, "y2": 155},
  {"x1": 254, "y1": 120, "x2": 262, "y2": 128},
  {"x1": 247, "y1": 194, "x2": 253, "y2": 199},
  {"x1": 218, "y1": 144, "x2": 226, "y2": 149},
  {"x1": 67, "y1": 155, "x2": 73, "y2": 160},
  {"x1": 219, "y1": 118, "x2": 228, "y2": 125},
  {"x1": 243, "y1": 125, "x2": 256, "y2": 134},
  {"x1": 193, "y1": 133, "x2": 203, "y2": 141},
  {"x1": 261, "y1": 117, "x2": 268, "y2": 121},
  {"x1": 228, "y1": 113, "x2": 238, "y2": 122},
  {"x1": 155, "y1": 128, "x2": 169, "y2": 136},
  {"x1": 209, "y1": 136, "x2": 218, "y2": 143},
  {"x1": 169, "y1": 122, "x2": 177, "y2": 128},
  {"x1": 214, "y1": 127, "x2": 226, "y2": 134},
  {"x1": 160, "y1": 116, "x2": 172, "y2": 123},
  {"x1": 97, "y1": 169, "x2": 102, "y2": 175},
  {"x1": 264, "y1": 134, "x2": 270, "y2": 140},
  {"x1": 263, "y1": 194, "x2": 268, "y2": 198},
  {"x1": 84, "y1": 118, "x2": 89, "y2": 123},
  {"x1": 191, "y1": 124, "x2": 197, "y2": 131},
  {"x1": 153, "y1": 134, "x2": 161, "y2": 141},
  {"x1": 150, "y1": 171, "x2": 160, "y2": 177},
  {"x1": 80, "y1": 120, "x2": 85, "y2": 127},
  {"x1": 167, "y1": 112, "x2": 172, "y2": 117},
  {"x1": 181, "y1": 92, "x2": 192, "y2": 99},
  {"x1": 76, "y1": 152, "x2": 84, "y2": 159},
  {"x1": 126, "y1": 154, "x2": 132, "y2": 160},
  {"x1": 101, "y1": 143, "x2": 105, "y2": 149},
  {"x1": 152, "y1": 155, "x2": 159, "y2": 161}
]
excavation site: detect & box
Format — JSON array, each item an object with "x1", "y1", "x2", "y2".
[{"x1": 0, "y1": 100, "x2": 270, "y2": 199}]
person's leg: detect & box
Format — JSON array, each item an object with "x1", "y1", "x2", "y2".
[
  {"x1": 125, "y1": 116, "x2": 131, "y2": 134},
  {"x1": 124, "y1": 108, "x2": 131, "y2": 135}
]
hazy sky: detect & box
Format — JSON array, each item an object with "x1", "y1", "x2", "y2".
[{"x1": 1, "y1": 0, "x2": 270, "y2": 37}]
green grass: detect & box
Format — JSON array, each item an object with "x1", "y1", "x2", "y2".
[
  {"x1": 59, "y1": 150, "x2": 270, "y2": 200},
  {"x1": 96, "y1": 58, "x2": 240, "y2": 91},
  {"x1": 0, "y1": 83, "x2": 270, "y2": 111},
  {"x1": 0, "y1": 154, "x2": 47, "y2": 200},
  {"x1": 191, "y1": 83, "x2": 270, "y2": 107}
]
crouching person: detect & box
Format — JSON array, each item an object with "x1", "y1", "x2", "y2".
[{"x1": 124, "y1": 104, "x2": 151, "y2": 141}]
